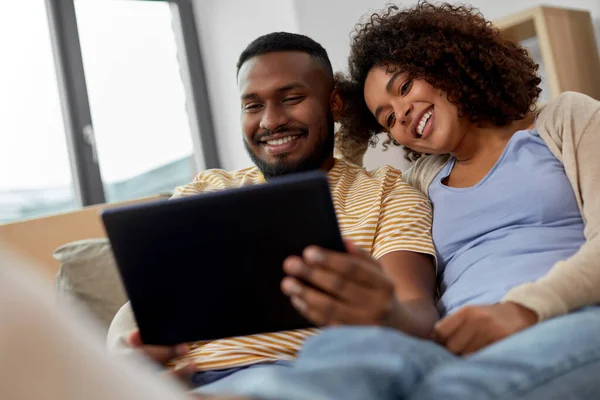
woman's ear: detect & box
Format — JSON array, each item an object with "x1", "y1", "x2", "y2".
[{"x1": 329, "y1": 88, "x2": 345, "y2": 122}]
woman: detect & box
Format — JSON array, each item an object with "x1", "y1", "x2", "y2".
[
  {"x1": 335, "y1": 1, "x2": 600, "y2": 351},
  {"x1": 311, "y1": 1, "x2": 599, "y2": 398}
]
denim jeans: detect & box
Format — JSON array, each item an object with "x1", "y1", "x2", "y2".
[{"x1": 193, "y1": 306, "x2": 600, "y2": 400}]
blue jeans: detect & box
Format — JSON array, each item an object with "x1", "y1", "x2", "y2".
[{"x1": 193, "y1": 306, "x2": 600, "y2": 400}]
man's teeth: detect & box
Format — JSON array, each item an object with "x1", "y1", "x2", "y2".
[
  {"x1": 417, "y1": 109, "x2": 433, "y2": 136},
  {"x1": 266, "y1": 135, "x2": 300, "y2": 146}
]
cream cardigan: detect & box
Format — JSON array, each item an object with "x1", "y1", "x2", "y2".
[{"x1": 404, "y1": 92, "x2": 600, "y2": 321}]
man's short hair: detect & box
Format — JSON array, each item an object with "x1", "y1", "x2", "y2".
[{"x1": 236, "y1": 32, "x2": 334, "y2": 79}]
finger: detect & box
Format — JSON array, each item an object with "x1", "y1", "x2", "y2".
[
  {"x1": 443, "y1": 325, "x2": 478, "y2": 356},
  {"x1": 460, "y1": 332, "x2": 498, "y2": 356},
  {"x1": 128, "y1": 331, "x2": 189, "y2": 364},
  {"x1": 303, "y1": 246, "x2": 385, "y2": 287},
  {"x1": 149, "y1": 343, "x2": 190, "y2": 364},
  {"x1": 283, "y1": 258, "x2": 372, "y2": 303},
  {"x1": 343, "y1": 239, "x2": 374, "y2": 262},
  {"x1": 290, "y1": 292, "x2": 348, "y2": 326},
  {"x1": 285, "y1": 282, "x2": 373, "y2": 326},
  {"x1": 128, "y1": 330, "x2": 143, "y2": 347},
  {"x1": 461, "y1": 335, "x2": 493, "y2": 356},
  {"x1": 432, "y1": 312, "x2": 466, "y2": 344},
  {"x1": 289, "y1": 295, "x2": 343, "y2": 327}
]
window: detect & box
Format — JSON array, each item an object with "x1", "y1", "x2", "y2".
[
  {"x1": 75, "y1": 0, "x2": 198, "y2": 203},
  {"x1": 0, "y1": 1, "x2": 76, "y2": 223},
  {"x1": 0, "y1": 0, "x2": 216, "y2": 224}
]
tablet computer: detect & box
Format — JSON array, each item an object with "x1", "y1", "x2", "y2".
[{"x1": 101, "y1": 171, "x2": 345, "y2": 346}]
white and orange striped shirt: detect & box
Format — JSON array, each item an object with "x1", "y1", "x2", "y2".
[{"x1": 109, "y1": 158, "x2": 434, "y2": 371}]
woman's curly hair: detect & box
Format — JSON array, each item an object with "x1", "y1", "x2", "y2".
[{"x1": 336, "y1": 1, "x2": 542, "y2": 161}]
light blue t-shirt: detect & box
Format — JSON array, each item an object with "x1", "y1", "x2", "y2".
[{"x1": 429, "y1": 129, "x2": 585, "y2": 316}]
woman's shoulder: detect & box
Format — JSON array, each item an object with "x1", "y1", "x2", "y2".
[
  {"x1": 537, "y1": 92, "x2": 600, "y2": 127},
  {"x1": 535, "y1": 92, "x2": 600, "y2": 152},
  {"x1": 404, "y1": 154, "x2": 450, "y2": 195}
]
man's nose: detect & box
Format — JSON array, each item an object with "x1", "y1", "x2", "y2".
[{"x1": 260, "y1": 105, "x2": 289, "y2": 131}]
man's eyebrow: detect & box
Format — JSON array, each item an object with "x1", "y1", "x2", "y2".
[
  {"x1": 241, "y1": 82, "x2": 308, "y2": 102},
  {"x1": 241, "y1": 92, "x2": 259, "y2": 101},
  {"x1": 275, "y1": 82, "x2": 308, "y2": 92}
]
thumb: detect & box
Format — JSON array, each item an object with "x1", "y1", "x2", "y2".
[
  {"x1": 343, "y1": 239, "x2": 371, "y2": 260},
  {"x1": 128, "y1": 330, "x2": 143, "y2": 347},
  {"x1": 128, "y1": 330, "x2": 189, "y2": 364}
]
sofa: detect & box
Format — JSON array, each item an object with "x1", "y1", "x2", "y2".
[{"x1": 54, "y1": 238, "x2": 126, "y2": 334}]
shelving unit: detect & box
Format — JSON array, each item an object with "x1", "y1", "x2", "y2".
[{"x1": 495, "y1": 6, "x2": 600, "y2": 101}]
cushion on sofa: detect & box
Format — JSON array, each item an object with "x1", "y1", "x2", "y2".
[{"x1": 54, "y1": 238, "x2": 127, "y2": 332}]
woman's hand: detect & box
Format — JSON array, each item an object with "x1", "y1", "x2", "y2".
[
  {"x1": 281, "y1": 239, "x2": 400, "y2": 327},
  {"x1": 432, "y1": 302, "x2": 539, "y2": 355}
]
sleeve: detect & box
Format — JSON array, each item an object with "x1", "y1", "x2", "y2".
[
  {"x1": 171, "y1": 172, "x2": 210, "y2": 198},
  {"x1": 403, "y1": 154, "x2": 449, "y2": 196},
  {"x1": 171, "y1": 169, "x2": 236, "y2": 198},
  {"x1": 502, "y1": 96, "x2": 600, "y2": 321},
  {"x1": 371, "y1": 173, "x2": 436, "y2": 262},
  {"x1": 106, "y1": 302, "x2": 139, "y2": 354}
]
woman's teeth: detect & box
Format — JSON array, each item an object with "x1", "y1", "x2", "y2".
[
  {"x1": 266, "y1": 135, "x2": 300, "y2": 145},
  {"x1": 417, "y1": 109, "x2": 433, "y2": 136}
]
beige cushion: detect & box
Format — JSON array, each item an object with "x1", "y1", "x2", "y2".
[{"x1": 54, "y1": 239, "x2": 128, "y2": 332}]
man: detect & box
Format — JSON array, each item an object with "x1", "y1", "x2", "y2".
[{"x1": 108, "y1": 32, "x2": 438, "y2": 394}]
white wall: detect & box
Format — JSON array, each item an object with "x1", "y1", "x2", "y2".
[
  {"x1": 294, "y1": 0, "x2": 600, "y2": 73},
  {"x1": 193, "y1": 0, "x2": 600, "y2": 172}
]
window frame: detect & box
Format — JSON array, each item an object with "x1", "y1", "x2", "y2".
[{"x1": 45, "y1": 0, "x2": 219, "y2": 207}]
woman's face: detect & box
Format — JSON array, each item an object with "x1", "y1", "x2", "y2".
[{"x1": 363, "y1": 65, "x2": 470, "y2": 155}]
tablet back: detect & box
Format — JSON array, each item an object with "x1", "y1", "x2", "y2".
[{"x1": 101, "y1": 171, "x2": 345, "y2": 345}]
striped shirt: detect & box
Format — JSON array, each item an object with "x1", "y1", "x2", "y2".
[{"x1": 168, "y1": 158, "x2": 434, "y2": 371}]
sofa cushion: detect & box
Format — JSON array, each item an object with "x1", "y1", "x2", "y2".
[{"x1": 54, "y1": 238, "x2": 127, "y2": 332}]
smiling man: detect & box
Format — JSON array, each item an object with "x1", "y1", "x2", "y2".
[
  {"x1": 239, "y1": 51, "x2": 336, "y2": 179},
  {"x1": 108, "y1": 32, "x2": 437, "y2": 396}
]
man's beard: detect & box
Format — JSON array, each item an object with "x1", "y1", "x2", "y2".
[{"x1": 244, "y1": 113, "x2": 335, "y2": 180}]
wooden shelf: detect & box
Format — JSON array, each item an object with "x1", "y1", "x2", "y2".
[{"x1": 495, "y1": 6, "x2": 600, "y2": 101}]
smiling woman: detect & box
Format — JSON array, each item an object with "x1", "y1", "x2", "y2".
[
  {"x1": 331, "y1": 1, "x2": 600, "y2": 397},
  {"x1": 337, "y1": 3, "x2": 541, "y2": 162}
]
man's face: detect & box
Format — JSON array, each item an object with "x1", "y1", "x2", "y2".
[{"x1": 237, "y1": 51, "x2": 335, "y2": 179}]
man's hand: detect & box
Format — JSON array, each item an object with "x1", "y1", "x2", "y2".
[
  {"x1": 128, "y1": 331, "x2": 197, "y2": 384},
  {"x1": 432, "y1": 302, "x2": 539, "y2": 355},
  {"x1": 281, "y1": 239, "x2": 399, "y2": 327}
]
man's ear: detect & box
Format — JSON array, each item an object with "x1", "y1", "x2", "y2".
[{"x1": 329, "y1": 88, "x2": 345, "y2": 122}]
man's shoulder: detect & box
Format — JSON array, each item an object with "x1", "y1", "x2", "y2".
[
  {"x1": 173, "y1": 166, "x2": 262, "y2": 197},
  {"x1": 194, "y1": 166, "x2": 263, "y2": 186}
]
